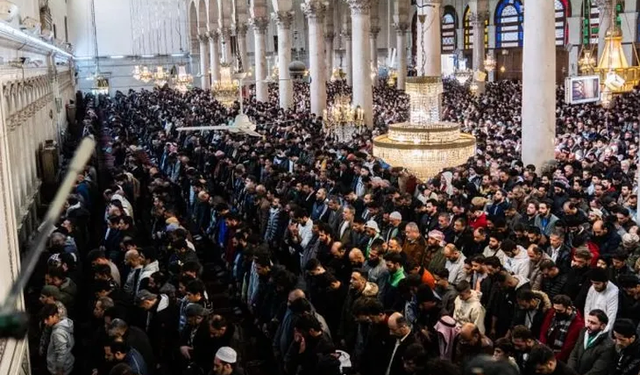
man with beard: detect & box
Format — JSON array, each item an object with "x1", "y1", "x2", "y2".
[
  {"x1": 584, "y1": 268, "x2": 619, "y2": 332},
  {"x1": 528, "y1": 345, "x2": 578, "y2": 375},
  {"x1": 310, "y1": 188, "x2": 329, "y2": 222},
  {"x1": 539, "y1": 295, "x2": 584, "y2": 362},
  {"x1": 403, "y1": 223, "x2": 427, "y2": 267},
  {"x1": 568, "y1": 309, "x2": 615, "y2": 375},
  {"x1": 483, "y1": 232, "x2": 507, "y2": 265},
  {"x1": 563, "y1": 249, "x2": 593, "y2": 310},
  {"x1": 454, "y1": 322, "x2": 493, "y2": 366},
  {"x1": 487, "y1": 189, "x2": 509, "y2": 219},
  {"x1": 611, "y1": 319, "x2": 640, "y2": 375},
  {"x1": 547, "y1": 229, "x2": 572, "y2": 273},
  {"x1": 363, "y1": 239, "x2": 389, "y2": 296},
  {"x1": 511, "y1": 325, "x2": 540, "y2": 373},
  {"x1": 424, "y1": 230, "x2": 447, "y2": 273},
  {"x1": 520, "y1": 201, "x2": 539, "y2": 228},
  {"x1": 338, "y1": 269, "x2": 377, "y2": 352},
  {"x1": 284, "y1": 313, "x2": 334, "y2": 375},
  {"x1": 384, "y1": 312, "x2": 417, "y2": 375},
  {"x1": 452, "y1": 218, "x2": 475, "y2": 255},
  {"x1": 419, "y1": 199, "x2": 440, "y2": 234},
  {"x1": 338, "y1": 205, "x2": 356, "y2": 246},
  {"x1": 264, "y1": 196, "x2": 286, "y2": 249},
  {"x1": 617, "y1": 275, "x2": 640, "y2": 325},
  {"x1": 592, "y1": 220, "x2": 621, "y2": 259}
]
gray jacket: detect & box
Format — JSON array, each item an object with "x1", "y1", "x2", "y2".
[
  {"x1": 46, "y1": 318, "x2": 75, "y2": 375},
  {"x1": 568, "y1": 328, "x2": 615, "y2": 375}
]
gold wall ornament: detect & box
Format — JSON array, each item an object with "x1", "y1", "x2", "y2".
[{"x1": 373, "y1": 76, "x2": 476, "y2": 181}]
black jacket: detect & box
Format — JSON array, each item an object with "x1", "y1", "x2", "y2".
[{"x1": 614, "y1": 340, "x2": 640, "y2": 375}]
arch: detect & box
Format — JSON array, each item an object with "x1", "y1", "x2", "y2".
[
  {"x1": 495, "y1": 0, "x2": 524, "y2": 48},
  {"x1": 441, "y1": 5, "x2": 457, "y2": 53},
  {"x1": 189, "y1": 1, "x2": 199, "y2": 54},
  {"x1": 555, "y1": 0, "x2": 570, "y2": 46}
]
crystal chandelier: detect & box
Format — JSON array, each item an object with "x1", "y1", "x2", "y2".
[
  {"x1": 331, "y1": 67, "x2": 346, "y2": 82},
  {"x1": 323, "y1": 94, "x2": 365, "y2": 143},
  {"x1": 373, "y1": 76, "x2": 476, "y2": 181},
  {"x1": 212, "y1": 63, "x2": 239, "y2": 107},
  {"x1": 578, "y1": 49, "x2": 597, "y2": 74},
  {"x1": 139, "y1": 66, "x2": 153, "y2": 83},
  {"x1": 132, "y1": 65, "x2": 141, "y2": 80},
  {"x1": 484, "y1": 54, "x2": 496, "y2": 72},
  {"x1": 154, "y1": 66, "x2": 169, "y2": 87},
  {"x1": 173, "y1": 65, "x2": 193, "y2": 93},
  {"x1": 387, "y1": 69, "x2": 397, "y2": 87},
  {"x1": 454, "y1": 69, "x2": 472, "y2": 84}
]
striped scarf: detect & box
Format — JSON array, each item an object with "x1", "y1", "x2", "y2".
[
  {"x1": 548, "y1": 310, "x2": 576, "y2": 352},
  {"x1": 265, "y1": 208, "x2": 281, "y2": 241}
]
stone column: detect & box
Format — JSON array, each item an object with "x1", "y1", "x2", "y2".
[
  {"x1": 273, "y1": 11, "x2": 294, "y2": 109},
  {"x1": 220, "y1": 28, "x2": 234, "y2": 64},
  {"x1": 325, "y1": 32, "x2": 335, "y2": 81},
  {"x1": 198, "y1": 34, "x2": 210, "y2": 89},
  {"x1": 342, "y1": 29, "x2": 353, "y2": 86},
  {"x1": 416, "y1": 0, "x2": 442, "y2": 77},
  {"x1": 394, "y1": 22, "x2": 409, "y2": 90},
  {"x1": 302, "y1": 0, "x2": 328, "y2": 116},
  {"x1": 236, "y1": 25, "x2": 249, "y2": 71},
  {"x1": 251, "y1": 17, "x2": 270, "y2": 102},
  {"x1": 370, "y1": 26, "x2": 380, "y2": 73},
  {"x1": 471, "y1": 11, "x2": 488, "y2": 93},
  {"x1": 522, "y1": 0, "x2": 555, "y2": 170},
  {"x1": 597, "y1": 0, "x2": 612, "y2": 62},
  {"x1": 567, "y1": 16, "x2": 582, "y2": 77},
  {"x1": 347, "y1": 0, "x2": 373, "y2": 128},
  {"x1": 208, "y1": 31, "x2": 221, "y2": 81}
]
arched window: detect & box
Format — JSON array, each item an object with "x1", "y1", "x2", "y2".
[
  {"x1": 555, "y1": 0, "x2": 570, "y2": 46},
  {"x1": 495, "y1": 0, "x2": 524, "y2": 48},
  {"x1": 441, "y1": 6, "x2": 458, "y2": 52},
  {"x1": 463, "y1": 5, "x2": 489, "y2": 50}
]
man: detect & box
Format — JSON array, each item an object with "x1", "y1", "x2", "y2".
[
  {"x1": 539, "y1": 295, "x2": 584, "y2": 362},
  {"x1": 123, "y1": 249, "x2": 144, "y2": 300},
  {"x1": 503, "y1": 239, "x2": 531, "y2": 279},
  {"x1": 107, "y1": 318, "x2": 155, "y2": 372},
  {"x1": 612, "y1": 319, "x2": 640, "y2": 375},
  {"x1": 383, "y1": 211, "x2": 404, "y2": 243},
  {"x1": 547, "y1": 230, "x2": 572, "y2": 273},
  {"x1": 584, "y1": 268, "x2": 619, "y2": 332},
  {"x1": 453, "y1": 280, "x2": 486, "y2": 333},
  {"x1": 617, "y1": 275, "x2": 640, "y2": 325},
  {"x1": 110, "y1": 341, "x2": 148, "y2": 375},
  {"x1": 403, "y1": 222, "x2": 427, "y2": 267},
  {"x1": 136, "y1": 289, "x2": 179, "y2": 368},
  {"x1": 444, "y1": 244, "x2": 467, "y2": 285},
  {"x1": 424, "y1": 230, "x2": 447, "y2": 273},
  {"x1": 453, "y1": 322, "x2": 493, "y2": 366},
  {"x1": 528, "y1": 345, "x2": 578, "y2": 375},
  {"x1": 535, "y1": 200, "x2": 559, "y2": 236},
  {"x1": 512, "y1": 325, "x2": 539, "y2": 373},
  {"x1": 483, "y1": 232, "x2": 507, "y2": 265},
  {"x1": 284, "y1": 313, "x2": 334, "y2": 375},
  {"x1": 385, "y1": 312, "x2": 416, "y2": 375},
  {"x1": 213, "y1": 347, "x2": 242, "y2": 375},
  {"x1": 87, "y1": 248, "x2": 122, "y2": 286},
  {"x1": 433, "y1": 268, "x2": 458, "y2": 316},
  {"x1": 528, "y1": 245, "x2": 551, "y2": 290},
  {"x1": 540, "y1": 260, "x2": 569, "y2": 300},
  {"x1": 363, "y1": 240, "x2": 389, "y2": 296},
  {"x1": 382, "y1": 252, "x2": 407, "y2": 310},
  {"x1": 338, "y1": 269, "x2": 377, "y2": 352},
  {"x1": 192, "y1": 315, "x2": 242, "y2": 372},
  {"x1": 41, "y1": 303, "x2": 75, "y2": 375},
  {"x1": 592, "y1": 220, "x2": 621, "y2": 259},
  {"x1": 338, "y1": 205, "x2": 356, "y2": 245},
  {"x1": 452, "y1": 218, "x2": 475, "y2": 255},
  {"x1": 365, "y1": 220, "x2": 383, "y2": 258},
  {"x1": 568, "y1": 309, "x2": 615, "y2": 375}
]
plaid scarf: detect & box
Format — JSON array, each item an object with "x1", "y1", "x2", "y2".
[{"x1": 548, "y1": 310, "x2": 577, "y2": 351}]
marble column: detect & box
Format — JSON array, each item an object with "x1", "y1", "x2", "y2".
[
  {"x1": 567, "y1": 16, "x2": 582, "y2": 77},
  {"x1": 273, "y1": 11, "x2": 294, "y2": 109},
  {"x1": 219, "y1": 28, "x2": 233, "y2": 64},
  {"x1": 251, "y1": 17, "x2": 270, "y2": 102},
  {"x1": 325, "y1": 32, "x2": 335, "y2": 81},
  {"x1": 471, "y1": 11, "x2": 488, "y2": 94},
  {"x1": 236, "y1": 25, "x2": 249, "y2": 71},
  {"x1": 208, "y1": 31, "x2": 221, "y2": 82},
  {"x1": 522, "y1": 0, "x2": 555, "y2": 170},
  {"x1": 597, "y1": 0, "x2": 612, "y2": 62},
  {"x1": 394, "y1": 22, "x2": 409, "y2": 90},
  {"x1": 302, "y1": 1, "x2": 328, "y2": 116},
  {"x1": 342, "y1": 29, "x2": 353, "y2": 86},
  {"x1": 347, "y1": 0, "x2": 373, "y2": 128},
  {"x1": 370, "y1": 26, "x2": 380, "y2": 76},
  {"x1": 416, "y1": 0, "x2": 442, "y2": 77},
  {"x1": 198, "y1": 34, "x2": 210, "y2": 89}
]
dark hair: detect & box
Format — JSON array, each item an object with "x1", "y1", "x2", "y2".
[
  {"x1": 94, "y1": 280, "x2": 115, "y2": 293},
  {"x1": 433, "y1": 268, "x2": 450, "y2": 279},
  {"x1": 87, "y1": 248, "x2": 107, "y2": 263},
  {"x1": 528, "y1": 345, "x2": 555, "y2": 367},
  {"x1": 483, "y1": 256, "x2": 502, "y2": 269},
  {"x1": 108, "y1": 363, "x2": 136, "y2": 375},
  {"x1": 110, "y1": 341, "x2": 131, "y2": 354},
  {"x1": 402, "y1": 343, "x2": 427, "y2": 364},
  {"x1": 209, "y1": 314, "x2": 228, "y2": 330},
  {"x1": 304, "y1": 258, "x2": 322, "y2": 271},
  {"x1": 618, "y1": 275, "x2": 640, "y2": 289},
  {"x1": 94, "y1": 264, "x2": 112, "y2": 278},
  {"x1": 494, "y1": 337, "x2": 515, "y2": 356},
  {"x1": 40, "y1": 303, "x2": 59, "y2": 321},
  {"x1": 539, "y1": 259, "x2": 557, "y2": 271},
  {"x1": 511, "y1": 325, "x2": 534, "y2": 341},
  {"x1": 588, "y1": 309, "x2": 609, "y2": 325},
  {"x1": 47, "y1": 266, "x2": 67, "y2": 280},
  {"x1": 289, "y1": 297, "x2": 312, "y2": 314},
  {"x1": 501, "y1": 239, "x2": 516, "y2": 252},
  {"x1": 613, "y1": 319, "x2": 637, "y2": 338},
  {"x1": 516, "y1": 289, "x2": 538, "y2": 302},
  {"x1": 186, "y1": 279, "x2": 206, "y2": 296},
  {"x1": 295, "y1": 313, "x2": 322, "y2": 332},
  {"x1": 455, "y1": 280, "x2": 471, "y2": 294},
  {"x1": 551, "y1": 294, "x2": 573, "y2": 308},
  {"x1": 590, "y1": 268, "x2": 609, "y2": 283},
  {"x1": 384, "y1": 252, "x2": 403, "y2": 265}
]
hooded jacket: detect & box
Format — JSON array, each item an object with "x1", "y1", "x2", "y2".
[
  {"x1": 46, "y1": 317, "x2": 75, "y2": 375},
  {"x1": 453, "y1": 290, "x2": 486, "y2": 334}
]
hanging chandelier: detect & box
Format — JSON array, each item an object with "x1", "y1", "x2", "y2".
[
  {"x1": 578, "y1": 49, "x2": 597, "y2": 74},
  {"x1": 331, "y1": 67, "x2": 346, "y2": 82},
  {"x1": 387, "y1": 69, "x2": 397, "y2": 87},
  {"x1": 139, "y1": 66, "x2": 153, "y2": 83},
  {"x1": 322, "y1": 94, "x2": 365, "y2": 143},
  {"x1": 153, "y1": 66, "x2": 169, "y2": 87},
  {"x1": 373, "y1": 77, "x2": 476, "y2": 181},
  {"x1": 173, "y1": 64, "x2": 193, "y2": 94},
  {"x1": 212, "y1": 62, "x2": 239, "y2": 107},
  {"x1": 266, "y1": 65, "x2": 279, "y2": 83},
  {"x1": 454, "y1": 69, "x2": 472, "y2": 84},
  {"x1": 484, "y1": 54, "x2": 496, "y2": 72}
]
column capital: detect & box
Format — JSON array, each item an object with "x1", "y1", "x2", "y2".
[
  {"x1": 233, "y1": 23, "x2": 249, "y2": 37},
  {"x1": 301, "y1": 1, "x2": 327, "y2": 21},
  {"x1": 249, "y1": 17, "x2": 270, "y2": 33},
  {"x1": 206, "y1": 30, "x2": 219, "y2": 42},
  {"x1": 393, "y1": 22, "x2": 410, "y2": 33},
  {"x1": 470, "y1": 11, "x2": 489, "y2": 26},
  {"x1": 272, "y1": 11, "x2": 295, "y2": 29},
  {"x1": 198, "y1": 33, "x2": 208, "y2": 43},
  {"x1": 370, "y1": 26, "x2": 381, "y2": 38},
  {"x1": 346, "y1": 0, "x2": 371, "y2": 15}
]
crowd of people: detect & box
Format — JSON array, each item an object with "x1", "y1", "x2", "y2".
[{"x1": 27, "y1": 76, "x2": 640, "y2": 375}]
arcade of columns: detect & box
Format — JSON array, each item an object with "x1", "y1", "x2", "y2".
[{"x1": 190, "y1": 0, "x2": 561, "y2": 169}]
